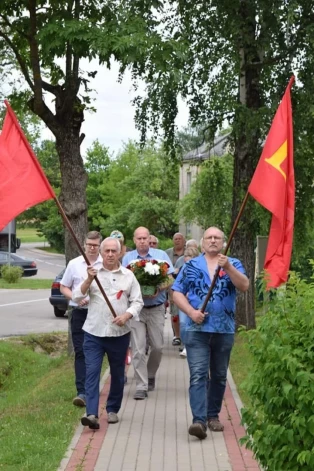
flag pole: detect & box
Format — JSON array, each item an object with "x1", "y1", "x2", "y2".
[
  {"x1": 4, "y1": 101, "x2": 117, "y2": 318},
  {"x1": 200, "y1": 191, "x2": 250, "y2": 313}
]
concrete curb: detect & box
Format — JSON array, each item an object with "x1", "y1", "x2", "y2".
[
  {"x1": 227, "y1": 368, "x2": 244, "y2": 419},
  {"x1": 57, "y1": 367, "x2": 110, "y2": 471}
]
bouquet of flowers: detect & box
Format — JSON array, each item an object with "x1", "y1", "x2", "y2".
[{"x1": 126, "y1": 259, "x2": 170, "y2": 296}]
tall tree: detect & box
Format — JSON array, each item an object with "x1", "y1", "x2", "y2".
[
  {"x1": 119, "y1": 0, "x2": 314, "y2": 328},
  {"x1": 0, "y1": 0, "x2": 155, "y2": 262}
]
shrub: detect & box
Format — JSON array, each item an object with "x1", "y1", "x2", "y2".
[
  {"x1": 0, "y1": 265, "x2": 23, "y2": 283},
  {"x1": 241, "y1": 272, "x2": 314, "y2": 470}
]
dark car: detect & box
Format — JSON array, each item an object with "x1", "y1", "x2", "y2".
[
  {"x1": 0, "y1": 252, "x2": 38, "y2": 277},
  {"x1": 49, "y1": 269, "x2": 69, "y2": 317}
]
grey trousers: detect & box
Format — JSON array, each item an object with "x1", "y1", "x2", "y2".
[{"x1": 130, "y1": 304, "x2": 165, "y2": 391}]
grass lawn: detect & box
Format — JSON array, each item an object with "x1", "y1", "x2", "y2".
[
  {"x1": 229, "y1": 330, "x2": 253, "y2": 407},
  {"x1": 0, "y1": 333, "x2": 108, "y2": 471},
  {"x1": 0, "y1": 279, "x2": 52, "y2": 289},
  {"x1": 36, "y1": 246, "x2": 61, "y2": 254},
  {"x1": 17, "y1": 227, "x2": 47, "y2": 244}
]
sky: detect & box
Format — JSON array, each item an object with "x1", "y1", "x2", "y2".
[{"x1": 42, "y1": 60, "x2": 190, "y2": 157}]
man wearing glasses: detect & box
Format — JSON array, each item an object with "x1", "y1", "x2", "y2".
[
  {"x1": 172, "y1": 226, "x2": 249, "y2": 440},
  {"x1": 60, "y1": 231, "x2": 103, "y2": 407}
]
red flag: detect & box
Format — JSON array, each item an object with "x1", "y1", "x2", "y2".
[
  {"x1": 248, "y1": 76, "x2": 295, "y2": 288},
  {"x1": 0, "y1": 101, "x2": 55, "y2": 231}
]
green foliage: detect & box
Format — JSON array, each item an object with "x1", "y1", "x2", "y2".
[
  {"x1": 0, "y1": 265, "x2": 23, "y2": 283},
  {"x1": 241, "y1": 272, "x2": 314, "y2": 470},
  {"x1": 87, "y1": 140, "x2": 179, "y2": 240},
  {"x1": 85, "y1": 140, "x2": 112, "y2": 229},
  {"x1": 38, "y1": 204, "x2": 65, "y2": 253},
  {"x1": 179, "y1": 154, "x2": 234, "y2": 233}
]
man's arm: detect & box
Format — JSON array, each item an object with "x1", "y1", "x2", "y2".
[
  {"x1": 60, "y1": 285, "x2": 73, "y2": 301},
  {"x1": 172, "y1": 291, "x2": 206, "y2": 324},
  {"x1": 112, "y1": 275, "x2": 144, "y2": 326}
]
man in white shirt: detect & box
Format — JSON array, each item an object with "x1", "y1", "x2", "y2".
[
  {"x1": 73, "y1": 237, "x2": 143, "y2": 430},
  {"x1": 60, "y1": 231, "x2": 103, "y2": 407}
]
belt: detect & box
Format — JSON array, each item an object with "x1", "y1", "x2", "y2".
[{"x1": 144, "y1": 303, "x2": 163, "y2": 309}]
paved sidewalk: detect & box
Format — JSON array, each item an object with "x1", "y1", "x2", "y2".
[{"x1": 59, "y1": 320, "x2": 260, "y2": 471}]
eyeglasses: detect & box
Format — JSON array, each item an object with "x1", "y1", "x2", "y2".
[
  {"x1": 85, "y1": 243, "x2": 100, "y2": 248},
  {"x1": 204, "y1": 236, "x2": 223, "y2": 241}
]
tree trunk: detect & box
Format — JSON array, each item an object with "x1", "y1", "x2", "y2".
[
  {"x1": 231, "y1": 0, "x2": 263, "y2": 329},
  {"x1": 56, "y1": 128, "x2": 88, "y2": 264}
]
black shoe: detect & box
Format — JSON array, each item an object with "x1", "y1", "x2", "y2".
[
  {"x1": 188, "y1": 422, "x2": 207, "y2": 440},
  {"x1": 133, "y1": 390, "x2": 148, "y2": 400},
  {"x1": 148, "y1": 378, "x2": 155, "y2": 391},
  {"x1": 81, "y1": 414, "x2": 100, "y2": 430}
]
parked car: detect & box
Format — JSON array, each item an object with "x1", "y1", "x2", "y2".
[
  {"x1": 49, "y1": 269, "x2": 69, "y2": 318},
  {"x1": 0, "y1": 252, "x2": 38, "y2": 277}
]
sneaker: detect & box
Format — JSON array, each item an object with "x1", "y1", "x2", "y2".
[
  {"x1": 133, "y1": 390, "x2": 148, "y2": 400},
  {"x1": 107, "y1": 412, "x2": 119, "y2": 424},
  {"x1": 172, "y1": 337, "x2": 181, "y2": 346},
  {"x1": 208, "y1": 417, "x2": 224, "y2": 432},
  {"x1": 124, "y1": 375, "x2": 128, "y2": 384},
  {"x1": 188, "y1": 422, "x2": 207, "y2": 440},
  {"x1": 179, "y1": 347, "x2": 187, "y2": 358},
  {"x1": 73, "y1": 394, "x2": 86, "y2": 407},
  {"x1": 148, "y1": 378, "x2": 155, "y2": 391},
  {"x1": 81, "y1": 414, "x2": 99, "y2": 430}
]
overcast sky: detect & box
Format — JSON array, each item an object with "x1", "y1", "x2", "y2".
[{"x1": 42, "y1": 60, "x2": 190, "y2": 157}]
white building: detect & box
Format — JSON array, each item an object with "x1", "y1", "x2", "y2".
[{"x1": 179, "y1": 134, "x2": 230, "y2": 241}]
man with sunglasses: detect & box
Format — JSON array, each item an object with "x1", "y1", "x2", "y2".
[{"x1": 60, "y1": 231, "x2": 103, "y2": 407}]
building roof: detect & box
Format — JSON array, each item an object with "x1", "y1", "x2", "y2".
[{"x1": 182, "y1": 133, "x2": 230, "y2": 162}]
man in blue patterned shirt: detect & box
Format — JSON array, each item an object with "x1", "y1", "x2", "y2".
[{"x1": 172, "y1": 226, "x2": 249, "y2": 440}]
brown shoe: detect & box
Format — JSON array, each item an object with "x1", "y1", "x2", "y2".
[
  {"x1": 208, "y1": 417, "x2": 224, "y2": 431},
  {"x1": 188, "y1": 422, "x2": 207, "y2": 440}
]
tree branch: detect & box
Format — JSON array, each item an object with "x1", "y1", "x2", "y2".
[
  {"x1": 0, "y1": 14, "x2": 29, "y2": 40},
  {"x1": 0, "y1": 30, "x2": 34, "y2": 91},
  {"x1": 28, "y1": 0, "x2": 44, "y2": 109}
]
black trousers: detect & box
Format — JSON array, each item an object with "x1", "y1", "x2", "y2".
[{"x1": 71, "y1": 308, "x2": 88, "y2": 395}]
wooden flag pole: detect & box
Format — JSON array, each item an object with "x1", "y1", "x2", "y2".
[{"x1": 200, "y1": 191, "x2": 250, "y2": 313}]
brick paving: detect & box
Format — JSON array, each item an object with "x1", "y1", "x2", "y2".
[{"x1": 59, "y1": 320, "x2": 260, "y2": 471}]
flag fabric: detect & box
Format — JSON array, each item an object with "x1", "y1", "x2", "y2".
[
  {"x1": 248, "y1": 76, "x2": 295, "y2": 288},
  {"x1": 0, "y1": 101, "x2": 55, "y2": 231}
]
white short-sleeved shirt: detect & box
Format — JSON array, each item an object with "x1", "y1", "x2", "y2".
[
  {"x1": 60, "y1": 254, "x2": 103, "y2": 307},
  {"x1": 72, "y1": 264, "x2": 144, "y2": 337}
]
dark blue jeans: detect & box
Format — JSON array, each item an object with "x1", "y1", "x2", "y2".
[
  {"x1": 185, "y1": 331, "x2": 234, "y2": 425},
  {"x1": 71, "y1": 308, "x2": 88, "y2": 395},
  {"x1": 84, "y1": 331, "x2": 130, "y2": 417}
]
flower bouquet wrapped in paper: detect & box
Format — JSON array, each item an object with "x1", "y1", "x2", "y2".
[{"x1": 126, "y1": 259, "x2": 171, "y2": 296}]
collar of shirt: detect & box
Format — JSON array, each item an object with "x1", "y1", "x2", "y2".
[{"x1": 98, "y1": 263, "x2": 123, "y2": 274}]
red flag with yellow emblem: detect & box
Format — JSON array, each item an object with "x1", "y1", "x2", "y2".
[{"x1": 249, "y1": 76, "x2": 295, "y2": 288}]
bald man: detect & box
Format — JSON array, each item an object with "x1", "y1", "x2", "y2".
[{"x1": 122, "y1": 227, "x2": 174, "y2": 400}]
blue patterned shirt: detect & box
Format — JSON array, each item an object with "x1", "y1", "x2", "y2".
[
  {"x1": 171, "y1": 253, "x2": 246, "y2": 333},
  {"x1": 122, "y1": 248, "x2": 174, "y2": 306}
]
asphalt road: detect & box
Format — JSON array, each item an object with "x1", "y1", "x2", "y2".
[
  {"x1": 17, "y1": 242, "x2": 66, "y2": 279},
  {"x1": 0, "y1": 243, "x2": 67, "y2": 337}
]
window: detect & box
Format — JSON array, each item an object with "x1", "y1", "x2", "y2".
[{"x1": 187, "y1": 171, "x2": 192, "y2": 193}]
